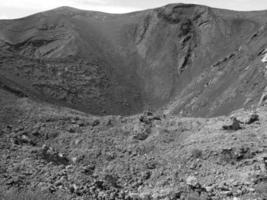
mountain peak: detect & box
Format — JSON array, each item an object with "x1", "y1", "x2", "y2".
[
  {"x1": 0, "y1": 5, "x2": 267, "y2": 116},
  {"x1": 54, "y1": 6, "x2": 78, "y2": 11}
]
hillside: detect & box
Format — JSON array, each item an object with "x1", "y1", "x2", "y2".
[
  {"x1": 0, "y1": 85, "x2": 266, "y2": 199},
  {"x1": 0, "y1": 4, "x2": 267, "y2": 199},
  {"x1": 1, "y1": 4, "x2": 267, "y2": 116}
]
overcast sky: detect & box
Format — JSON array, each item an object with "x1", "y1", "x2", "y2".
[{"x1": 0, "y1": 0, "x2": 267, "y2": 19}]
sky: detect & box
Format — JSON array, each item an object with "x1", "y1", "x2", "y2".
[{"x1": 0, "y1": 0, "x2": 267, "y2": 19}]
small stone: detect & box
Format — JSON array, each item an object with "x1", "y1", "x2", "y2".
[
  {"x1": 205, "y1": 186, "x2": 214, "y2": 192},
  {"x1": 220, "y1": 191, "x2": 232, "y2": 196},
  {"x1": 141, "y1": 171, "x2": 151, "y2": 180},
  {"x1": 68, "y1": 127, "x2": 76, "y2": 133},
  {"x1": 71, "y1": 157, "x2": 78, "y2": 164},
  {"x1": 21, "y1": 134, "x2": 27, "y2": 139},
  {"x1": 58, "y1": 153, "x2": 64, "y2": 158},
  {"x1": 190, "y1": 162, "x2": 198, "y2": 170},
  {"x1": 70, "y1": 184, "x2": 78, "y2": 193},
  {"x1": 82, "y1": 165, "x2": 95, "y2": 174},
  {"x1": 49, "y1": 185, "x2": 56, "y2": 193},
  {"x1": 236, "y1": 189, "x2": 243, "y2": 196},
  {"x1": 74, "y1": 139, "x2": 82, "y2": 145},
  {"x1": 247, "y1": 187, "x2": 255, "y2": 192},
  {"x1": 186, "y1": 176, "x2": 198, "y2": 187},
  {"x1": 218, "y1": 182, "x2": 230, "y2": 191},
  {"x1": 232, "y1": 181, "x2": 239, "y2": 187},
  {"x1": 31, "y1": 129, "x2": 40, "y2": 136},
  {"x1": 133, "y1": 132, "x2": 149, "y2": 140},
  {"x1": 55, "y1": 180, "x2": 63, "y2": 187},
  {"x1": 92, "y1": 119, "x2": 100, "y2": 127}
]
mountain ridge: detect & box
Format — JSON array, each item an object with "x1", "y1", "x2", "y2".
[
  {"x1": 1, "y1": 3, "x2": 267, "y2": 117},
  {"x1": 0, "y1": 4, "x2": 267, "y2": 199}
]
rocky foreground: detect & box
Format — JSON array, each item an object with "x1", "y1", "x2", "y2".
[
  {"x1": 0, "y1": 89, "x2": 266, "y2": 200},
  {"x1": 1, "y1": 3, "x2": 267, "y2": 200}
]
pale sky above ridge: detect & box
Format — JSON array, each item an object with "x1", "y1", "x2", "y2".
[{"x1": 0, "y1": 0, "x2": 266, "y2": 19}]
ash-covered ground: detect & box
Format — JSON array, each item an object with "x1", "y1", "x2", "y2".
[
  {"x1": 0, "y1": 88, "x2": 266, "y2": 199},
  {"x1": 0, "y1": 3, "x2": 267, "y2": 200}
]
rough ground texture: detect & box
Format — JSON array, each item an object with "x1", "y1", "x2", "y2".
[
  {"x1": 0, "y1": 86, "x2": 267, "y2": 200},
  {"x1": 1, "y1": 3, "x2": 267, "y2": 200},
  {"x1": 1, "y1": 4, "x2": 267, "y2": 116}
]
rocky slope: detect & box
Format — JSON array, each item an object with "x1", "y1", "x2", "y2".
[
  {"x1": 0, "y1": 4, "x2": 267, "y2": 200},
  {"x1": 1, "y1": 4, "x2": 267, "y2": 116},
  {"x1": 0, "y1": 87, "x2": 266, "y2": 200}
]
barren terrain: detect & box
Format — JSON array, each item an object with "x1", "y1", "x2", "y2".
[
  {"x1": 0, "y1": 3, "x2": 267, "y2": 200},
  {"x1": 1, "y1": 4, "x2": 267, "y2": 116}
]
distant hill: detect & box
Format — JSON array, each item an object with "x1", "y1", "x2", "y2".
[{"x1": 1, "y1": 4, "x2": 267, "y2": 117}]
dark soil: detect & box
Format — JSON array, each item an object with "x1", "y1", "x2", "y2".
[
  {"x1": 1, "y1": 4, "x2": 267, "y2": 116},
  {"x1": 0, "y1": 3, "x2": 267, "y2": 200}
]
